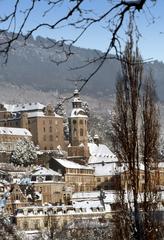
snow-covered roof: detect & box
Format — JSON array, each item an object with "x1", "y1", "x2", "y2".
[
  {"x1": 27, "y1": 111, "x2": 45, "y2": 118},
  {"x1": 160, "y1": 190, "x2": 164, "y2": 201},
  {"x1": 92, "y1": 162, "x2": 118, "y2": 176},
  {"x1": 0, "y1": 198, "x2": 7, "y2": 208},
  {"x1": 15, "y1": 204, "x2": 111, "y2": 217},
  {"x1": 3, "y1": 102, "x2": 45, "y2": 112},
  {"x1": 0, "y1": 163, "x2": 27, "y2": 172},
  {"x1": 119, "y1": 162, "x2": 145, "y2": 173},
  {"x1": 27, "y1": 111, "x2": 63, "y2": 118},
  {"x1": 71, "y1": 108, "x2": 87, "y2": 118},
  {"x1": 158, "y1": 161, "x2": 164, "y2": 168},
  {"x1": 32, "y1": 166, "x2": 61, "y2": 176},
  {"x1": 54, "y1": 158, "x2": 93, "y2": 170},
  {"x1": 0, "y1": 169, "x2": 8, "y2": 175},
  {"x1": 72, "y1": 190, "x2": 117, "y2": 204},
  {"x1": 19, "y1": 177, "x2": 31, "y2": 185},
  {"x1": 0, "y1": 127, "x2": 32, "y2": 137},
  {"x1": 88, "y1": 143, "x2": 117, "y2": 164},
  {"x1": 0, "y1": 180, "x2": 9, "y2": 185},
  {"x1": 73, "y1": 97, "x2": 82, "y2": 103},
  {"x1": 72, "y1": 190, "x2": 163, "y2": 205},
  {"x1": 73, "y1": 200, "x2": 105, "y2": 209}
]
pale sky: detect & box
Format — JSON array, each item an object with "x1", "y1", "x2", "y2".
[{"x1": 1, "y1": 0, "x2": 164, "y2": 62}]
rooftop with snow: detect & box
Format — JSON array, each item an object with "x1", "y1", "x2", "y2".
[{"x1": 0, "y1": 127, "x2": 32, "y2": 136}]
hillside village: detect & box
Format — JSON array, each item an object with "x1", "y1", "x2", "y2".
[{"x1": 0, "y1": 88, "x2": 163, "y2": 237}]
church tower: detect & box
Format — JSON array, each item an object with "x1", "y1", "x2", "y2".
[{"x1": 68, "y1": 89, "x2": 89, "y2": 163}]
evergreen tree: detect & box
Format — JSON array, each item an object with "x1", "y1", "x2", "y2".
[{"x1": 11, "y1": 139, "x2": 38, "y2": 166}]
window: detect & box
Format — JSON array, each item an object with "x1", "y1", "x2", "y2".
[
  {"x1": 15, "y1": 195, "x2": 19, "y2": 200},
  {"x1": 31, "y1": 176, "x2": 36, "y2": 181},
  {"x1": 74, "y1": 128, "x2": 77, "y2": 137},
  {"x1": 34, "y1": 220, "x2": 40, "y2": 230},
  {"x1": 43, "y1": 127, "x2": 46, "y2": 132},
  {"x1": 49, "y1": 135, "x2": 53, "y2": 141},
  {"x1": 97, "y1": 178, "x2": 101, "y2": 183},
  {"x1": 23, "y1": 221, "x2": 28, "y2": 230},
  {"x1": 49, "y1": 126, "x2": 52, "y2": 132},
  {"x1": 80, "y1": 128, "x2": 83, "y2": 136},
  {"x1": 80, "y1": 119, "x2": 83, "y2": 124},
  {"x1": 44, "y1": 220, "x2": 48, "y2": 228},
  {"x1": 46, "y1": 175, "x2": 52, "y2": 181},
  {"x1": 73, "y1": 120, "x2": 76, "y2": 124}
]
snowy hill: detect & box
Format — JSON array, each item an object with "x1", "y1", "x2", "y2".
[{"x1": 0, "y1": 34, "x2": 164, "y2": 100}]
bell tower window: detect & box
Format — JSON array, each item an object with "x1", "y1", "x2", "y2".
[
  {"x1": 74, "y1": 128, "x2": 77, "y2": 137},
  {"x1": 80, "y1": 128, "x2": 83, "y2": 136},
  {"x1": 73, "y1": 119, "x2": 77, "y2": 124}
]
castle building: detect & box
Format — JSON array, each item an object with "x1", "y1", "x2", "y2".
[
  {"x1": 28, "y1": 166, "x2": 69, "y2": 204},
  {"x1": 0, "y1": 103, "x2": 64, "y2": 151},
  {"x1": 49, "y1": 158, "x2": 95, "y2": 192},
  {"x1": 15, "y1": 204, "x2": 112, "y2": 231},
  {"x1": 157, "y1": 161, "x2": 164, "y2": 188},
  {"x1": 5, "y1": 184, "x2": 30, "y2": 215},
  {"x1": 88, "y1": 135, "x2": 120, "y2": 190},
  {"x1": 68, "y1": 89, "x2": 89, "y2": 162},
  {"x1": 0, "y1": 127, "x2": 32, "y2": 152}
]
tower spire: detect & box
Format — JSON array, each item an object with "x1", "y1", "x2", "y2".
[{"x1": 72, "y1": 87, "x2": 82, "y2": 109}]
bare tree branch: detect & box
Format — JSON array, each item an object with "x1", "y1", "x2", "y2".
[{"x1": 0, "y1": 0, "x2": 155, "y2": 101}]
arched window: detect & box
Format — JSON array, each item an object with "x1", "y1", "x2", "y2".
[
  {"x1": 15, "y1": 194, "x2": 19, "y2": 200},
  {"x1": 49, "y1": 126, "x2": 52, "y2": 132},
  {"x1": 80, "y1": 128, "x2": 83, "y2": 136},
  {"x1": 73, "y1": 119, "x2": 76, "y2": 124},
  {"x1": 23, "y1": 221, "x2": 28, "y2": 230},
  {"x1": 74, "y1": 128, "x2": 77, "y2": 137}
]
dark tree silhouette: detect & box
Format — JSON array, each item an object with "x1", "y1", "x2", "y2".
[{"x1": 111, "y1": 24, "x2": 162, "y2": 239}]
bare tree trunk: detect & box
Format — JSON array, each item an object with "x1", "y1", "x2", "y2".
[
  {"x1": 141, "y1": 74, "x2": 160, "y2": 239},
  {"x1": 111, "y1": 25, "x2": 160, "y2": 239}
]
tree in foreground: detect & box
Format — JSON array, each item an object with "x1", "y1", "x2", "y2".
[
  {"x1": 111, "y1": 24, "x2": 162, "y2": 239},
  {"x1": 10, "y1": 139, "x2": 38, "y2": 166}
]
